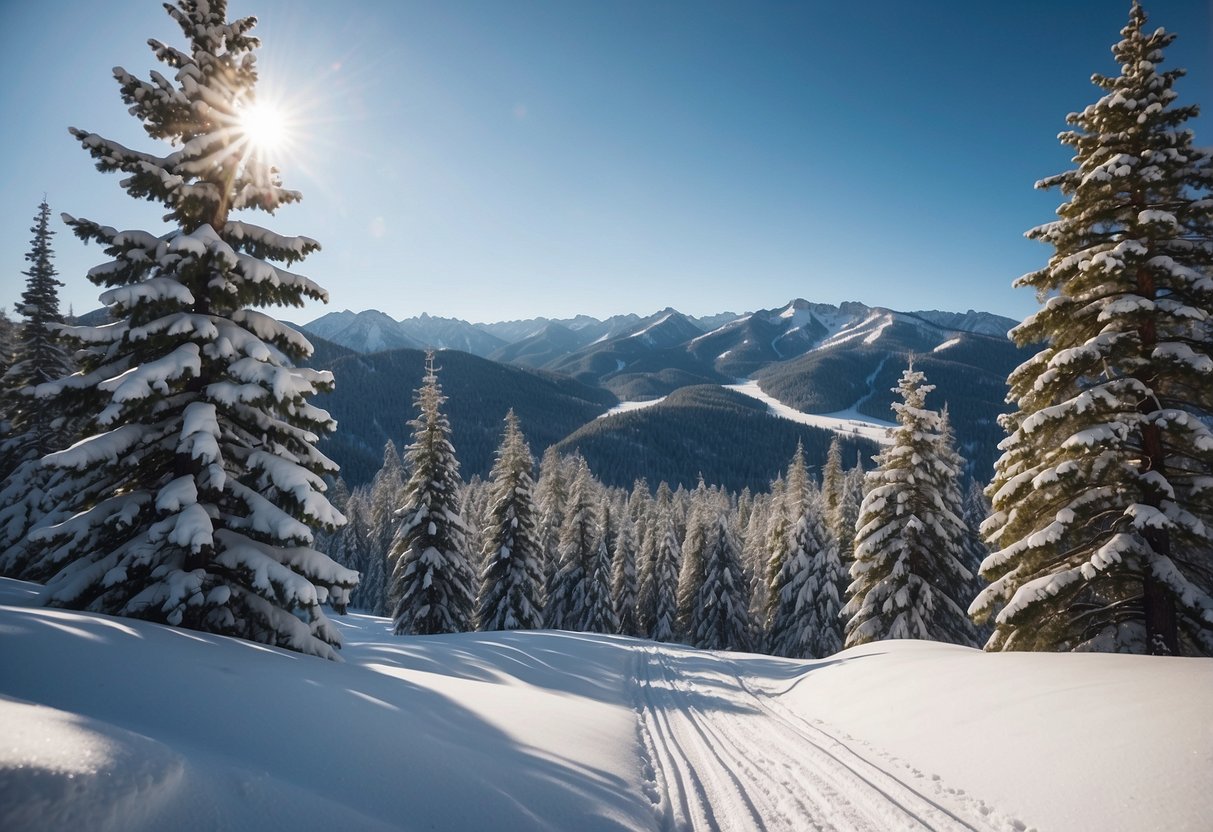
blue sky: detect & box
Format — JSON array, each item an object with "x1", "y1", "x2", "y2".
[{"x1": 2, "y1": 1, "x2": 1210, "y2": 324}]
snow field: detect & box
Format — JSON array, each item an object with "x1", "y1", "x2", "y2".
[
  {"x1": 594, "y1": 381, "x2": 895, "y2": 447},
  {"x1": 724, "y1": 380, "x2": 896, "y2": 445},
  {"x1": 2, "y1": 578, "x2": 1210, "y2": 831}
]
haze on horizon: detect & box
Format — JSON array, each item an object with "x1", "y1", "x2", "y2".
[{"x1": 2, "y1": 0, "x2": 1210, "y2": 324}]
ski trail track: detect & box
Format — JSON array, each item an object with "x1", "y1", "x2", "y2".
[{"x1": 634, "y1": 645, "x2": 1024, "y2": 832}]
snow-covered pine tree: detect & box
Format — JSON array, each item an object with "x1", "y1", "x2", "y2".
[
  {"x1": 309, "y1": 475, "x2": 349, "y2": 563},
  {"x1": 1, "y1": 200, "x2": 72, "y2": 470},
  {"x1": 534, "y1": 446, "x2": 568, "y2": 603},
  {"x1": 0, "y1": 305, "x2": 17, "y2": 445},
  {"x1": 692, "y1": 499, "x2": 751, "y2": 651},
  {"x1": 361, "y1": 441, "x2": 405, "y2": 613},
  {"x1": 582, "y1": 496, "x2": 620, "y2": 634},
  {"x1": 976, "y1": 3, "x2": 1213, "y2": 656},
  {"x1": 635, "y1": 485, "x2": 660, "y2": 636},
  {"x1": 545, "y1": 457, "x2": 598, "y2": 630},
  {"x1": 648, "y1": 488, "x2": 681, "y2": 642},
  {"x1": 346, "y1": 490, "x2": 386, "y2": 614},
  {"x1": 764, "y1": 442, "x2": 811, "y2": 624},
  {"x1": 936, "y1": 407, "x2": 988, "y2": 623},
  {"x1": 821, "y1": 436, "x2": 845, "y2": 535},
  {"x1": 477, "y1": 410, "x2": 544, "y2": 631},
  {"x1": 389, "y1": 353, "x2": 474, "y2": 635},
  {"x1": 962, "y1": 478, "x2": 995, "y2": 643},
  {"x1": 836, "y1": 462, "x2": 865, "y2": 565},
  {"x1": 741, "y1": 493, "x2": 771, "y2": 637},
  {"x1": 629, "y1": 477, "x2": 651, "y2": 527},
  {"x1": 844, "y1": 365, "x2": 976, "y2": 648},
  {"x1": 461, "y1": 475, "x2": 492, "y2": 576},
  {"x1": 26, "y1": 2, "x2": 356, "y2": 658},
  {"x1": 0, "y1": 200, "x2": 79, "y2": 576},
  {"x1": 676, "y1": 476, "x2": 711, "y2": 638},
  {"x1": 611, "y1": 501, "x2": 641, "y2": 636},
  {"x1": 769, "y1": 492, "x2": 844, "y2": 659},
  {"x1": 0, "y1": 309, "x2": 18, "y2": 384},
  {"x1": 331, "y1": 489, "x2": 369, "y2": 588},
  {"x1": 736, "y1": 487, "x2": 753, "y2": 531},
  {"x1": 368, "y1": 439, "x2": 404, "y2": 558}
]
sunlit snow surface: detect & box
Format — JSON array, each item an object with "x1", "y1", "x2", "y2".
[
  {"x1": 1, "y1": 577, "x2": 1210, "y2": 831},
  {"x1": 724, "y1": 380, "x2": 896, "y2": 445},
  {"x1": 595, "y1": 382, "x2": 895, "y2": 445}
]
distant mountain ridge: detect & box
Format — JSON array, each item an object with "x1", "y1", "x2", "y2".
[
  {"x1": 64, "y1": 299, "x2": 1022, "y2": 488},
  {"x1": 299, "y1": 298, "x2": 1022, "y2": 486},
  {"x1": 301, "y1": 300, "x2": 1018, "y2": 367}
]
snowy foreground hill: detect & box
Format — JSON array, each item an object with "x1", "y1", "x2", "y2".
[{"x1": 0, "y1": 578, "x2": 1208, "y2": 832}]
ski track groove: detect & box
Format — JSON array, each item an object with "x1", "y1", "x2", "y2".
[
  {"x1": 649, "y1": 648, "x2": 772, "y2": 832},
  {"x1": 636, "y1": 647, "x2": 720, "y2": 831},
  {"x1": 634, "y1": 644, "x2": 1012, "y2": 832}
]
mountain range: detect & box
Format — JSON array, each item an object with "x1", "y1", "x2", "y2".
[{"x1": 299, "y1": 299, "x2": 1025, "y2": 490}]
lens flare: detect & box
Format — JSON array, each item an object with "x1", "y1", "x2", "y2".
[{"x1": 238, "y1": 102, "x2": 286, "y2": 154}]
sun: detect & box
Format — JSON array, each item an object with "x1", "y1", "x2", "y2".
[{"x1": 238, "y1": 101, "x2": 287, "y2": 154}]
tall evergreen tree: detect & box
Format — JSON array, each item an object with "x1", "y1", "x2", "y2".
[
  {"x1": 534, "y1": 446, "x2": 568, "y2": 603},
  {"x1": 962, "y1": 477, "x2": 995, "y2": 643},
  {"x1": 936, "y1": 407, "x2": 988, "y2": 626},
  {"x1": 976, "y1": 3, "x2": 1213, "y2": 656},
  {"x1": 692, "y1": 502, "x2": 752, "y2": 651},
  {"x1": 611, "y1": 503, "x2": 641, "y2": 636},
  {"x1": 635, "y1": 482, "x2": 663, "y2": 636},
  {"x1": 1, "y1": 200, "x2": 73, "y2": 470},
  {"x1": 25, "y1": 2, "x2": 356, "y2": 657},
  {"x1": 764, "y1": 444, "x2": 810, "y2": 624},
  {"x1": 369, "y1": 441, "x2": 405, "y2": 553},
  {"x1": 329, "y1": 490, "x2": 378, "y2": 611},
  {"x1": 363, "y1": 440, "x2": 405, "y2": 614},
  {"x1": 676, "y1": 476, "x2": 711, "y2": 637},
  {"x1": 645, "y1": 489, "x2": 684, "y2": 645},
  {"x1": 0, "y1": 200, "x2": 78, "y2": 575},
  {"x1": 836, "y1": 463, "x2": 865, "y2": 566},
  {"x1": 456, "y1": 475, "x2": 490, "y2": 579},
  {"x1": 821, "y1": 437, "x2": 845, "y2": 533},
  {"x1": 0, "y1": 308, "x2": 18, "y2": 385},
  {"x1": 629, "y1": 477, "x2": 651, "y2": 526},
  {"x1": 844, "y1": 366, "x2": 976, "y2": 648},
  {"x1": 769, "y1": 491, "x2": 845, "y2": 659},
  {"x1": 582, "y1": 496, "x2": 620, "y2": 634},
  {"x1": 478, "y1": 410, "x2": 544, "y2": 631},
  {"x1": 741, "y1": 494, "x2": 771, "y2": 636},
  {"x1": 389, "y1": 354, "x2": 473, "y2": 635},
  {"x1": 545, "y1": 457, "x2": 598, "y2": 630}
]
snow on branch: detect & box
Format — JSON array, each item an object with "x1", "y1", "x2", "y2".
[{"x1": 43, "y1": 424, "x2": 151, "y2": 471}]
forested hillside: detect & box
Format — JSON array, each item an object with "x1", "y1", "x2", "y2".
[
  {"x1": 316, "y1": 348, "x2": 616, "y2": 484},
  {"x1": 555, "y1": 385, "x2": 875, "y2": 491}
]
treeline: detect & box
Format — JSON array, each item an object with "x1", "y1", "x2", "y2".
[{"x1": 324, "y1": 359, "x2": 991, "y2": 657}]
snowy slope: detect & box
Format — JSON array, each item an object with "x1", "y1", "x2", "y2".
[
  {"x1": 2, "y1": 577, "x2": 1208, "y2": 832},
  {"x1": 585, "y1": 371, "x2": 892, "y2": 454},
  {"x1": 725, "y1": 379, "x2": 896, "y2": 445}
]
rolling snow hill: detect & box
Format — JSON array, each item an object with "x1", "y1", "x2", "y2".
[{"x1": 1, "y1": 577, "x2": 1208, "y2": 832}]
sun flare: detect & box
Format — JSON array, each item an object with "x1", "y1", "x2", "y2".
[{"x1": 238, "y1": 101, "x2": 286, "y2": 154}]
